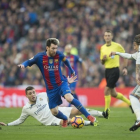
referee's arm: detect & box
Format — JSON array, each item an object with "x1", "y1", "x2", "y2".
[{"x1": 101, "y1": 55, "x2": 107, "y2": 65}]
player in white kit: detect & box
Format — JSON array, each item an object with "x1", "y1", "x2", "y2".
[
  {"x1": 0, "y1": 77, "x2": 107, "y2": 127},
  {"x1": 109, "y1": 34, "x2": 140, "y2": 131}
]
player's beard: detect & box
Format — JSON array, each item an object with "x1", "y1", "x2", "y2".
[
  {"x1": 50, "y1": 52, "x2": 56, "y2": 57},
  {"x1": 30, "y1": 97, "x2": 36, "y2": 103}
]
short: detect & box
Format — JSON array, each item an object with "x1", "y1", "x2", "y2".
[
  {"x1": 105, "y1": 67, "x2": 119, "y2": 88},
  {"x1": 49, "y1": 107, "x2": 72, "y2": 126},
  {"x1": 47, "y1": 81, "x2": 71, "y2": 109},
  {"x1": 131, "y1": 85, "x2": 140, "y2": 97},
  {"x1": 70, "y1": 82, "x2": 77, "y2": 91}
]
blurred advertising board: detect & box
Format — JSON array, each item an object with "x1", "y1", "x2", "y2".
[{"x1": 0, "y1": 87, "x2": 133, "y2": 107}]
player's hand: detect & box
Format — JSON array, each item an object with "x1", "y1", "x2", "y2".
[
  {"x1": 0, "y1": 122, "x2": 7, "y2": 126},
  {"x1": 18, "y1": 64, "x2": 25, "y2": 69},
  {"x1": 109, "y1": 52, "x2": 116, "y2": 57},
  {"x1": 67, "y1": 75, "x2": 77, "y2": 84},
  {"x1": 136, "y1": 74, "x2": 140, "y2": 86},
  {"x1": 103, "y1": 55, "x2": 107, "y2": 60},
  {"x1": 122, "y1": 68, "x2": 128, "y2": 75}
]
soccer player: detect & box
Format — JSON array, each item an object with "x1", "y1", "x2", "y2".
[
  {"x1": 100, "y1": 30, "x2": 131, "y2": 117},
  {"x1": 63, "y1": 44, "x2": 86, "y2": 105},
  {"x1": 18, "y1": 38, "x2": 96, "y2": 127},
  {"x1": 109, "y1": 34, "x2": 140, "y2": 131},
  {"x1": 0, "y1": 85, "x2": 106, "y2": 127}
]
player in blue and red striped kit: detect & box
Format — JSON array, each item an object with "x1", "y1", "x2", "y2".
[
  {"x1": 18, "y1": 38, "x2": 96, "y2": 127},
  {"x1": 63, "y1": 44, "x2": 86, "y2": 106}
]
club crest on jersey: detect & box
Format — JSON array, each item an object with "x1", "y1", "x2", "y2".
[
  {"x1": 49, "y1": 59, "x2": 53, "y2": 64},
  {"x1": 55, "y1": 59, "x2": 58, "y2": 63},
  {"x1": 40, "y1": 98, "x2": 43, "y2": 101},
  {"x1": 43, "y1": 61, "x2": 48, "y2": 63}
]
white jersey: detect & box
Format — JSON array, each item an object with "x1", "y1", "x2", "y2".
[
  {"x1": 7, "y1": 92, "x2": 72, "y2": 126},
  {"x1": 131, "y1": 52, "x2": 140, "y2": 64},
  {"x1": 116, "y1": 51, "x2": 140, "y2": 64},
  {"x1": 116, "y1": 51, "x2": 140, "y2": 96}
]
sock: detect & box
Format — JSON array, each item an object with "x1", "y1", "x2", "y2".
[
  {"x1": 87, "y1": 109, "x2": 103, "y2": 117},
  {"x1": 104, "y1": 95, "x2": 111, "y2": 111},
  {"x1": 68, "y1": 93, "x2": 78, "y2": 107},
  {"x1": 55, "y1": 111, "x2": 67, "y2": 120},
  {"x1": 116, "y1": 92, "x2": 131, "y2": 105},
  {"x1": 71, "y1": 99, "x2": 90, "y2": 118},
  {"x1": 129, "y1": 95, "x2": 140, "y2": 120},
  {"x1": 84, "y1": 120, "x2": 91, "y2": 126},
  {"x1": 73, "y1": 93, "x2": 78, "y2": 100}
]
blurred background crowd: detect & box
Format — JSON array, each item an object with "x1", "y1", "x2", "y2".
[{"x1": 0, "y1": 0, "x2": 140, "y2": 88}]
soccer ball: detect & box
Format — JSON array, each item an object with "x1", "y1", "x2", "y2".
[{"x1": 71, "y1": 116, "x2": 84, "y2": 128}]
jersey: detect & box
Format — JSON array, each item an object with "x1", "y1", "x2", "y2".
[
  {"x1": 22, "y1": 51, "x2": 68, "y2": 90},
  {"x1": 64, "y1": 54, "x2": 82, "y2": 77},
  {"x1": 100, "y1": 41, "x2": 125, "y2": 68},
  {"x1": 130, "y1": 52, "x2": 140, "y2": 64},
  {"x1": 120, "y1": 51, "x2": 140, "y2": 97},
  {"x1": 7, "y1": 92, "x2": 72, "y2": 126}
]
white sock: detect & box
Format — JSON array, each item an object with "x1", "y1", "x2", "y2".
[
  {"x1": 129, "y1": 95, "x2": 140, "y2": 120},
  {"x1": 87, "y1": 109, "x2": 103, "y2": 117},
  {"x1": 84, "y1": 120, "x2": 91, "y2": 126}
]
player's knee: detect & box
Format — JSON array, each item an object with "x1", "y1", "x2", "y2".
[
  {"x1": 112, "y1": 94, "x2": 116, "y2": 97},
  {"x1": 65, "y1": 94, "x2": 73, "y2": 103},
  {"x1": 51, "y1": 109, "x2": 58, "y2": 116},
  {"x1": 66, "y1": 98, "x2": 73, "y2": 103},
  {"x1": 105, "y1": 87, "x2": 111, "y2": 95}
]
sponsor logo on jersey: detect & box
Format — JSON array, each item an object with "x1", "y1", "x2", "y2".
[
  {"x1": 44, "y1": 65, "x2": 58, "y2": 71},
  {"x1": 40, "y1": 98, "x2": 43, "y2": 101},
  {"x1": 49, "y1": 59, "x2": 53, "y2": 64},
  {"x1": 34, "y1": 104, "x2": 47, "y2": 115},
  {"x1": 37, "y1": 104, "x2": 41, "y2": 108}
]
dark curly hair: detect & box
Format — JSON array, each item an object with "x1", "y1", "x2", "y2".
[
  {"x1": 133, "y1": 34, "x2": 140, "y2": 45},
  {"x1": 46, "y1": 38, "x2": 59, "y2": 47}
]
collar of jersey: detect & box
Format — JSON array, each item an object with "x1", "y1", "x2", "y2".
[{"x1": 106, "y1": 41, "x2": 112, "y2": 46}]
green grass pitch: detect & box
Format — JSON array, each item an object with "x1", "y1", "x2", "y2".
[{"x1": 0, "y1": 107, "x2": 140, "y2": 140}]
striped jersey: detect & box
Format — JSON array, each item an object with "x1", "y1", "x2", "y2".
[{"x1": 22, "y1": 51, "x2": 68, "y2": 90}]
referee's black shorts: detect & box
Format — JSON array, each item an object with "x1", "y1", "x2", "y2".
[{"x1": 105, "y1": 67, "x2": 119, "y2": 88}]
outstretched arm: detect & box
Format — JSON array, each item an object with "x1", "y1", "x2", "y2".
[
  {"x1": 109, "y1": 52, "x2": 133, "y2": 59},
  {"x1": 18, "y1": 56, "x2": 37, "y2": 69},
  {"x1": 110, "y1": 52, "x2": 133, "y2": 75},
  {"x1": 0, "y1": 108, "x2": 29, "y2": 126}
]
